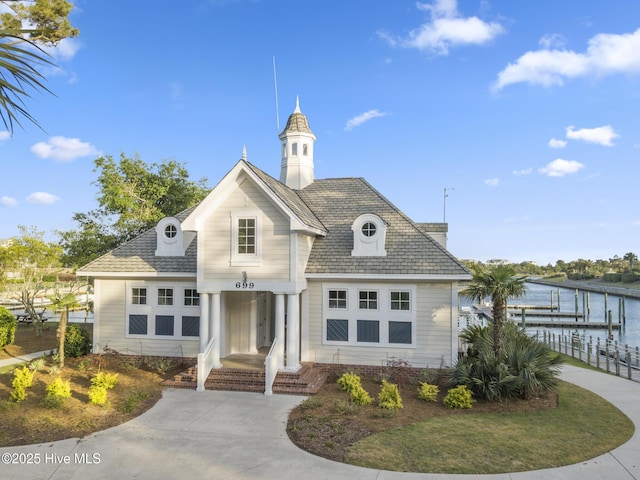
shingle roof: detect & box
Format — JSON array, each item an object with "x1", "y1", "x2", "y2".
[
  {"x1": 79, "y1": 170, "x2": 469, "y2": 278},
  {"x1": 298, "y1": 178, "x2": 469, "y2": 276},
  {"x1": 78, "y1": 207, "x2": 198, "y2": 275}
]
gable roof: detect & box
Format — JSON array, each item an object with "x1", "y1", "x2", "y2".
[
  {"x1": 77, "y1": 207, "x2": 198, "y2": 276},
  {"x1": 78, "y1": 164, "x2": 469, "y2": 279},
  {"x1": 298, "y1": 178, "x2": 470, "y2": 277}
]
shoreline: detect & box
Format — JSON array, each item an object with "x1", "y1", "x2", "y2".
[{"x1": 526, "y1": 277, "x2": 640, "y2": 299}]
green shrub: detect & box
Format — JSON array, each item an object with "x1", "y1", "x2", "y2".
[
  {"x1": 378, "y1": 380, "x2": 403, "y2": 410},
  {"x1": 444, "y1": 385, "x2": 475, "y2": 409},
  {"x1": 44, "y1": 377, "x2": 72, "y2": 408},
  {"x1": 117, "y1": 390, "x2": 149, "y2": 414},
  {"x1": 91, "y1": 371, "x2": 118, "y2": 390},
  {"x1": 418, "y1": 382, "x2": 440, "y2": 402},
  {"x1": 622, "y1": 272, "x2": 638, "y2": 283},
  {"x1": 88, "y1": 385, "x2": 108, "y2": 406},
  {"x1": 336, "y1": 371, "x2": 372, "y2": 406},
  {"x1": 11, "y1": 366, "x2": 35, "y2": 402},
  {"x1": 0, "y1": 307, "x2": 17, "y2": 348},
  {"x1": 64, "y1": 324, "x2": 92, "y2": 358},
  {"x1": 29, "y1": 357, "x2": 47, "y2": 372},
  {"x1": 604, "y1": 272, "x2": 622, "y2": 283},
  {"x1": 453, "y1": 323, "x2": 563, "y2": 401}
]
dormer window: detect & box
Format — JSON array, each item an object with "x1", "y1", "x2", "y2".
[
  {"x1": 164, "y1": 224, "x2": 177, "y2": 239},
  {"x1": 155, "y1": 217, "x2": 184, "y2": 257},
  {"x1": 351, "y1": 214, "x2": 387, "y2": 257},
  {"x1": 362, "y1": 222, "x2": 376, "y2": 237}
]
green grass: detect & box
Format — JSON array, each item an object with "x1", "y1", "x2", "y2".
[{"x1": 345, "y1": 380, "x2": 634, "y2": 474}]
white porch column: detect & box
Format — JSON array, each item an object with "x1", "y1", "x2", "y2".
[
  {"x1": 275, "y1": 293, "x2": 285, "y2": 370},
  {"x1": 286, "y1": 293, "x2": 300, "y2": 371},
  {"x1": 199, "y1": 292, "x2": 211, "y2": 353},
  {"x1": 211, "y1": 292, "x2": 222, "y2": 369}
]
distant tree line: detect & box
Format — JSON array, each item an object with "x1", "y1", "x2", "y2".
[{"x1": 464, "y1": 253, "x2": 639, "y2": 282}]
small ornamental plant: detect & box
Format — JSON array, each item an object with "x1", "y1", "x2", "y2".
[
  {"x1": 11, "y1": 366, "x2": 35, "y2": 402},
  {"x1": 378, "y1": 380, "x2": 403, "y2": 410},
  {"x1": 418, "y1": 382, "x2": 440, "y2": 402},
  {"x1": 88, "y1": 385, "x2": 108, "y2": 406},
  {"x1": 443, "y1": 385, "x2": 475, "y2": 409},
  {"x1": 44, "y1": 377, "x2": 72, "y2": 408},
  {"x1": 88, "y1": 371, "x2": 118, "y2": 406},
  {"x1": 336, "y1": 371, "x2": 372, "y2": 406}
]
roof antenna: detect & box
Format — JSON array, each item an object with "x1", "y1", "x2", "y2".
[{"x1": 273, "y1": 56, "x2": 280, "y2": 132}]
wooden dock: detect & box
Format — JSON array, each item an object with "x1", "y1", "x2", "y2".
[{"x1": 471, "y1": 304, "x2": 621, "y2": 330}]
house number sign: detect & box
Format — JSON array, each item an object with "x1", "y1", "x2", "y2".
[{"x1": 235, "y1": 281, "x2": 255, "y2": 289}]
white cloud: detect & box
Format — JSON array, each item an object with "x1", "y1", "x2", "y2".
[
  {"x1": 1, "y1": 196, "x2": 17, "y2": 206},
  {"x1": 379, "y1": 0, "x2": 504, "y2": 55},
  {"x1": 0, "y1": 131, "x2": 9, "y2": 141},
  {"x1": 493, "y1": 27, "x2": 640, "y2": 89},
  {"x1": 565, "y1": 125, "x2": 619, "y2": 146},
  {"x1": 31, "y1": 136, "x2": 98, "y2": 161},
  {"x1": 484, "y1": 178, "x2": 500, "y2": 186},
  {"x1": 44, "y1": 38, "x2": 82, "y2": 62},
  {"x1": 539, "y1": 33, "x2": 566, "y2": 49},
  {"x1": 513, "y1": 168, "x2": 532, "y2": 176},
  {"x1": 539, "y1": 159, "x2": 584, "y2": 177},
  {"x1": 345, "y1": 110, "x2": 388, "y2": 131},
  {"x1": 548, "y1": 138, "x2": 567, "y2": 148},
  {"x1": 27, "y1": 192, "x2": 60, "y2": 204}
]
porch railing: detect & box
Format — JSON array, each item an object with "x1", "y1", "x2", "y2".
[
  {"x1": 264, "y1": 337, "x2": 279, "y2": 396},
  {"x1": 196, "y1": 336, "x2": 216, "y2": 392}
]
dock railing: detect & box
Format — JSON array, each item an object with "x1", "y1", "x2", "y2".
[{"x1": 535, "y1": 330, "x2": 640, "y2": 383}]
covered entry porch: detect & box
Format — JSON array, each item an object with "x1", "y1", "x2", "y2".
[{"x1": 195, "y1": 290, "x2": 304, "y2": 394}]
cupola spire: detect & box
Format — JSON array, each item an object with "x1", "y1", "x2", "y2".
[{"x1": 278, "y1": 98, "x2": 316, "y2": 190}]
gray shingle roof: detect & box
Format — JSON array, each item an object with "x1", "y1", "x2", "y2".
[
  {"x1": 79, "y1": 169, "x2": 469, "y2": 278},
  {"x1": 298, "y1": 178, "x2": 469, "y2": 276},
  {"x1": 78, "y1": 206, "x2": 198, "y2": 275}
]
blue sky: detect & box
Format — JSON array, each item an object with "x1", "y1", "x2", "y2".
[{"x1": 1, "y1": 0, "x2": 639, "y2": 266}]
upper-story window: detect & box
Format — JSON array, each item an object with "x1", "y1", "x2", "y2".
[
  {"x1": 351, "y1": 213, "x2": 387, "y2": 257},
  {"x1": 164, "y1": 224, "x2": 177, "y2": 238},
  {"x1": 303, "y1": 144, "x2": 308, "y2": 156},
  {"x1": 237, "y1": 218, "x2": 256, "y2": 254},
  {"x1": 155, "y1": 217, "x2": 185, "y2": 257},
  {"x1": 292, "y1": 143, "x2": 298, "y2": 156},
  {"x1": 132, "y1": 287, "x2": 147, "y2": 305},
  {"x1": 231, "y1": 210, "x2": 262, "y2": 266},
  {"x1": 158, "y1": 288, "x2": 174, "y2": 306}
]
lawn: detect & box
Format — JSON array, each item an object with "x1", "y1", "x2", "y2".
[
  {"x1": 0, "y1": 322, "x2": 184, "y2": 447},
  {"x1": 287, "y1": 370, "x2": 635, "y2": 475}
]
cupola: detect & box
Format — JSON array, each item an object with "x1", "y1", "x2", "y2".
[{"x1": 278, "y1": 97, "x2": 316, "y2": 190}]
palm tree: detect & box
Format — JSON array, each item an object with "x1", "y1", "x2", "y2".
[
  {"x1": 462, "y1": 264, "x2": 527, "y2": 356},
  {"x1": 48, "y1": 288, "x2": 80, "y2": 368},
  {"x1": 0, "y1": 30, "x2": 52, "y2": 133},
  {"x1": 623, "y1": 252, "x2": 638, "y2": 271}
]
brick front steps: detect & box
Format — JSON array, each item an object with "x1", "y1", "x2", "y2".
[{"x1": 163, "y1": 362, "x2": 328, "y2": 395}]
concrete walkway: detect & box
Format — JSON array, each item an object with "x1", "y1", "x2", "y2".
[{"x1": 0, "y1": 364, "x2": 638, "y2": 480}]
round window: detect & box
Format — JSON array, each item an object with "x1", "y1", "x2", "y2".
[
  {"x1": 164, "y1": 224, "x2": 177, "y2": 239},
  {"x1": 362, "y1": 222, "x2": 377, "y2": 237}
]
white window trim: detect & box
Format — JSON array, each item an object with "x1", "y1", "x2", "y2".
[
  {"x1": 230, "y1": 209, "x2": 262, "y2": 267},
  {"x1": 125, "y1": 281, "x2": 201, "y2": 340},
  {"x1": 322, "y1": 283, "x2": 416, "y2": 348},
  {"x1": 351, "y1": 213, "x2": 387, "y2": 257}
]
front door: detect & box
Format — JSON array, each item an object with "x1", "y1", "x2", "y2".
[{"x1": 225, "y1": 291, "x2": 257, "y2": 354}]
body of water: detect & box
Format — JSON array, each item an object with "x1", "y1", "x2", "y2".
[{"x1": 461, "y1": 282, "x2": 640, "y2": 349}]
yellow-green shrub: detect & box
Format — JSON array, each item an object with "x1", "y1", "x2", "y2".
[
  {"x1": 44, "y1": 377, "x2": 71, "y2": 408},
  {"x1": 91, "y1": 371, "x2": 118, "y2": 390},
  {"x1": 336, "y1": 372, "x2": 372, "y2": 406},
  {"x1": 11, "y1": 366, "x2": 35, "y2": 402},
  {"x1": 418, "y1": 382, "x2": 439, "y2": 402},
  {"x1": 378, "y1": 380, "x2": 403, "y2": 410},
  {"x1": 444, "y1": 385, "x2": 475, "y2": 409},
  {"x1": 88, "y1": 385, "x2": 108, "y2": 406}
]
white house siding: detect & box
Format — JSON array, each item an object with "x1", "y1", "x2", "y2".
[
  {"x1": 94, "y1": 278, "x2": 200, "y2": 358},
  {"x1": 201, "y1": 177, "x2": 291, "y2": 282},
  {"x1": 303, "y1": 280, "x2": 454, "y2": 368}
]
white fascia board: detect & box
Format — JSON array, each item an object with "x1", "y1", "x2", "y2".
[
  {"x1": 76, "y1": 271, "x2": 196, "y2": 279},
  {"x1": 305, "y1": 273, "x2": 472, "y2": 281}
]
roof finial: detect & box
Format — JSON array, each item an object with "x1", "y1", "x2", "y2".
[
  {"x1": 294, "y1": 95, "x2": 301, "y2": 113},
  {"x1": 241, "y1": 145, "x2": 247, "y2": 161}
]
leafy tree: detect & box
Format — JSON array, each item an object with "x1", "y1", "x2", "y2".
[
  {"x1": 58, "y1": 153, "x2": 209, "y2": 267},
  {"x1": 462, "y1": 264, "x2": 527, "y2": 356},
  {"x1": 0, "y1": 226, "x2": 61, "y2": 328},
  {"x1": 0, "y1": 0, "x2": 78, "y2": 133},
  {"x1": 623, "y1": 252, "x2": 638, "y2": 271}
]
